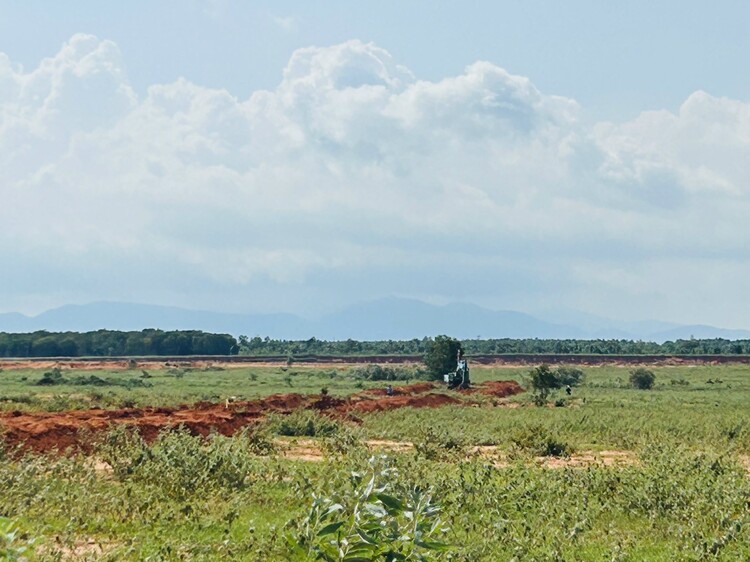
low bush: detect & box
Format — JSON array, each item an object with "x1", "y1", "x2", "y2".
[
  {"x1": 509, "y1": 424, "x2": 573, "y2": 458},
  {"x1": 630, "y1": 368, "x2": 656, "y2": 390},
  {"x1": 290, "y1": 456, "x2": 450, "y2": 561},
  {"x1": 266, "y1": 410, "x2": 341, "y2": 437},
  {"x1": 349, "y1": 364, "x2": 426, "y2": 382}
]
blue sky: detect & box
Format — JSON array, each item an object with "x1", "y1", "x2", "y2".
[{"x1": 2, "y1": 1, "x2": 750, "y2": 328}]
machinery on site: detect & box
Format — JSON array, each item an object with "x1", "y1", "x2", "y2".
[{"x1": 444, "y1": 349, "x2": 470, "y2": 389}]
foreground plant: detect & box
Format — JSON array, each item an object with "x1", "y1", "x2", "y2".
[
  {"x1": 0, "y1": 518, "x2": 35, "y2": 561},
  {"x1": 290, "y1": 456, "x2": 450, "y2": 561}
]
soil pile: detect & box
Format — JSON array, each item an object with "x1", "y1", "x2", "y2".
[
  {"x1": 0, "y1": 380, "x2": 523, "y2": 454},
  {"x1": 477, "y1": 380, "x2": 525, "y2": 398}
]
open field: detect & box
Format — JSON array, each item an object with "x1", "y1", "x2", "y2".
[{"x1": 3, "y1": 362, "x2": 750, "y2": 560}]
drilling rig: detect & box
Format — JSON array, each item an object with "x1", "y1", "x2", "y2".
[{"x1": 444, "y1": 349, "x2": 470, "y2": 389}]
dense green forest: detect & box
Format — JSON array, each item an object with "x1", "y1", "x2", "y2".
[
  {"x1": 2, "y1": 331, "x2": 750, "y2": 358},
  {"x1": 239, "y1": 335, "x2": 750, "y2": 356},
  {"x1": 0, "y1": 330, "x2": 237, "y2": 357}
]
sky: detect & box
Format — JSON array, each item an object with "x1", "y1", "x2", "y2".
[{"x1": 2, "y1": 1, "x2": 750, "y2": 328}]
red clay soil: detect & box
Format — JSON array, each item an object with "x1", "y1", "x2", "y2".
[
  {"x1": 0, "y1": 381, "x2": 523, "y2": 454},
  {"x1": 473, "y1": 380, "x2": 525, "y2": 398}
]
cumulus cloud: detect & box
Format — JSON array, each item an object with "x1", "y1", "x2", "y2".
[{"x1": 2, "y1": 35, "x2": 750, "y2": 324}]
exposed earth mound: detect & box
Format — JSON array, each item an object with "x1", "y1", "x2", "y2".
[{"x1": 0, "y1": 381, "x2": 523, "y2": 453}]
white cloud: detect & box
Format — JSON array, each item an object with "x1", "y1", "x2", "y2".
[{"x1": 2, "y1": 35, "x2": 750, "y2": 324}]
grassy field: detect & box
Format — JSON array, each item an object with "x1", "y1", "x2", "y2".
[{"x1": 2, "y1": 362, "x2": 750, "y2": 560}]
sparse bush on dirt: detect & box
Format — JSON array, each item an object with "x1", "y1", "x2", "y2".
[
  {"x1": 321, "y1": 425, "x2": 365, "y2": 458},
  {"x1": 35, "y1": 368, "x2": 152, "y2": 390},
  {"x1": 509, "y1": 424, "x2": 573, "y2": 458},
  {"x1": 414, "y1": 426, "x2": 467, "y2": 461},
  {"x1": 630, "y1": 368, "x2": 656, "y2": 389},
  {"x1": 96, "y1": 426, "x2": 262, "y2": 500},
  {"x1": 35, "y1": 367, "x2": 65, "y2": 386}
]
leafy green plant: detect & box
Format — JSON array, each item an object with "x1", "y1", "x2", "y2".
[
  {"x1": 267, "y1": 410, "x2": 341, "y2": 437},
  {"x1": 322, "y1": 426, "x2": 366, "y2": 458},
  {"x1": 290, "y1": 456, "x2": 450, "y2": 561},
  {"x1": 555, "y1": 366, "x2": 585, "y2": 387},
  {"x1": 525, "y1": 364, "x2": 561, "y2": 405},
  {"x1": 35, "y1": 367, "x2": 66, "y2": 386},
  {"x1": 509, "y1": 424, "x2": 573, "y2": 458},
  {"x1": 350, "y1": 364, "x2": 425, "y2": 382},
  {"x1": 414, "y1": 427, "x2": 467, "y2": 461},
  {"x1": 630, "y1": 368, "x2": 656, "y2": 390},
  {"x1": 0, "y1": 518, "x2": 35, "y2": 561},
  {"x1": 423, "y1": 336, "x2": 462, "y2": 380}
]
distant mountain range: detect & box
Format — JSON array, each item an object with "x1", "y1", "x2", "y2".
[{"x1": 1, "y1": 299, "x2": 749, "y2": 343}]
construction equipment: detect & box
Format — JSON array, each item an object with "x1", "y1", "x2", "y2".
[{"x1": 444, "y1": 349, "x2": 470, "y2": 389}]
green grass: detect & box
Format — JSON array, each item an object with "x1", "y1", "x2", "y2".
[
  {"x1": 0, "y1": 364, "x2": 414, "y2": 412},
  {"x1": 3, "y1": 362, "x2": 750, "y2": 560},
  {"x1": 363, "y1": 364, "x2": 750, "y2": 452}
]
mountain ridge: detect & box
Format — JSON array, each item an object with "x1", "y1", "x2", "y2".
[{"x1": 1, "y1": 299, "x2": 749, "y2": 343}]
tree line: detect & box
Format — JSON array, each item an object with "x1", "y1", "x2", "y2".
[
  {"x1": 2, "y1": 332, "x2": 750, "y2": 358},
  {"x1": 0, "y1": 330, "x2": 237, "y2": 357},
  {"x1": 239, "y1": 336, "x2": 750, "y2": 356}
]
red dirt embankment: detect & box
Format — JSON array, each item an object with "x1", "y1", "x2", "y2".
[{"x1": 0, "y1": 381, "x2": 524, "y2": 454}]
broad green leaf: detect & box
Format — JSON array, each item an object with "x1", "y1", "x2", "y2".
[
  {"x1": 317, "y1": 521, "x2": 345, "y2": 537},
  {"x1": 376, "y1": 493, "x2": 405, "y2": 512}
]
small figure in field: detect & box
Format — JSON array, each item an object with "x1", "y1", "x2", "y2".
[
  {"x1": 565, "y1": 385, "x2": 572, "y2": 396},
  {"x1": 386, "y1": 384, "x2": 394, "y2": 397}
]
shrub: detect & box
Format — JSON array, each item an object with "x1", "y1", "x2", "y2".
[
  {"x1": 555, "y1": 366, "x2": 585, "y2": 387},
  {"x1": 630, "y1": 368, "x2": 656, "y2": 390},
  {"x1": 414, "y1": 427, "x2": 467, "y2": 461},
  {"x1": 267, "y1": 410, "x2": 340, "y2": 437},
  {"x1": 509, "y1": 424, "x2": 573, "y2": 458},
  {"x1": 35, "y1": 367, "x2": 66, "y2": 386},
  {"x1": 290, "y1": 456, "x2": 450, "y2": 561},
  {"x1": 321, "y1": 426, "x2": 365, "y2": 458},
  {"x1": 96, "y1": 426, "x2": 261, "y2": 500},
  {"x1": 0, "y1": 517, "x2": 36, "y2": 561},
  {"x1": 349, "y1": 364, "x2": 425, "y2": 382},
  {"x1": 525, "y1": 364, "x2": 561, "y2": 406}
]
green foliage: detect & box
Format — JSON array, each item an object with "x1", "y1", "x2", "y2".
[
  {"x1": 423, "y1": 336, "x2": 462, "y2": 380},
  {"x1": 525, "y1": 365, "x2": 585, "y2": 405},
  {"x1": 555, "y1": 366, "x2": 585, "y2": 387},
  {"x1": 95, "y1": 426, "x2": 266, "y2": 500},
  {"x1": 35, "y1": 368, "x2": 152, "y2": 389},
  {"x1": 0, "y1": 517, "x2": 35, "y2": 561},
  {"x1": 509, "y1": 424, "x2": 573, "y2": 457},
  {"x1": 414, "y1": 427, "x2": 467, "y2": 461},
  {"x1": 350, "y1": 364, "x2": 426, "y2": 382},
  {"x1": 35, "y1": 367, "x2": 66, "y2": 386},
  {"x1": 290, "y1": 456, "x2": 450, "y2": 561},
  {"x1": 267, "y1": 410, "x2": 342, "y2": 437},
  {"x1": 526, "y1": 364, "x2": 561, "y2": 405},
  {"x1": 238, "y1": 334, "x2": 750, "y2": 357},
  {"x1": 0, "y1": 329, "x2": 236, "y2": 357},
  {"x1": 630, "y1": 368, "x2": 656, "y2": 389},
  {"x1": 321, "y1": 426, "x2": 367, "y2": 458}
]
